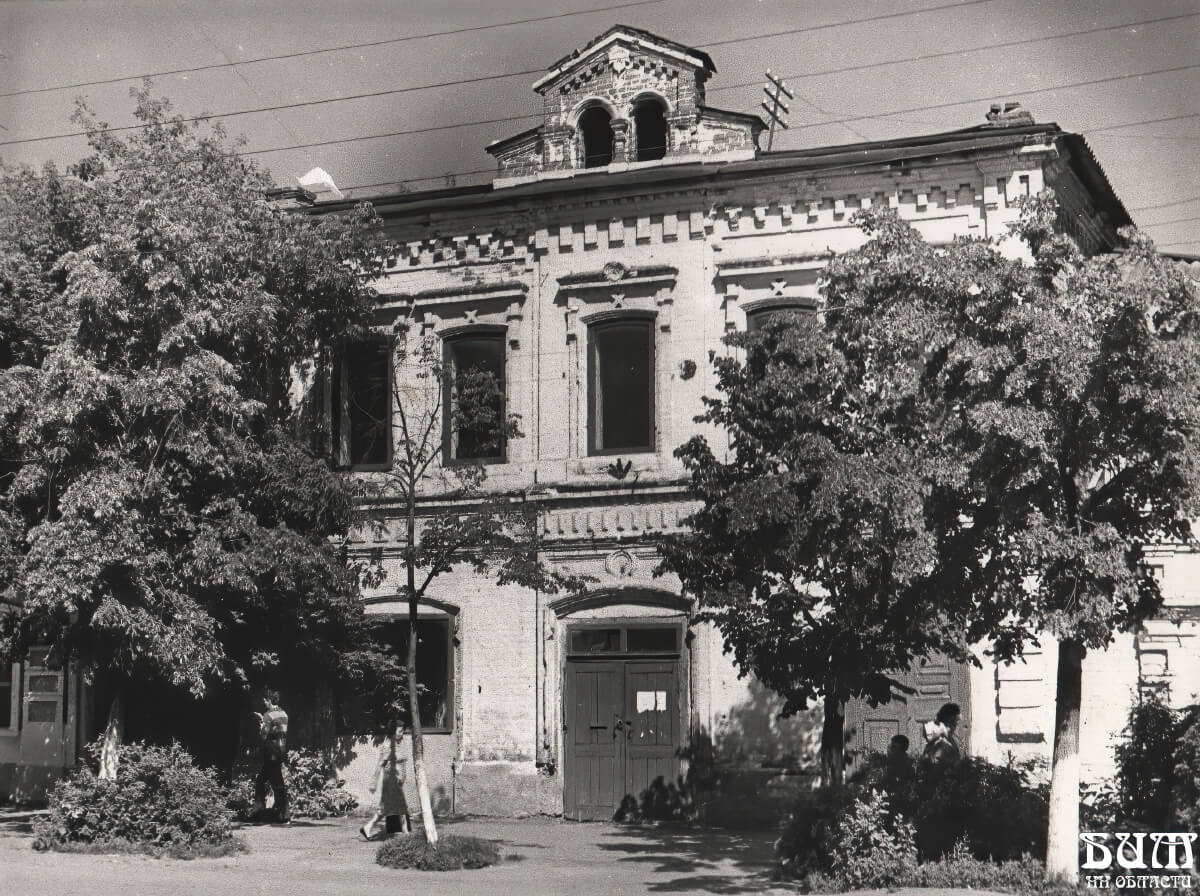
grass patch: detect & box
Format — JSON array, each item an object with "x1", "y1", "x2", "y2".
[
  {"x1": 32, "y1": 835, "x2": 248, "y2": 860},
  {"x1": 375, "y1": 833, "x2": 501, "y2": 871}
]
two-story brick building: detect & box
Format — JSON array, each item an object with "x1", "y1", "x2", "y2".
[
  {"x1": 5, "y1": 25, "x2": 1195, "y2": 815},
  {"x1": 295, "y1": 25, "x2": 1200, "y2": 821}
]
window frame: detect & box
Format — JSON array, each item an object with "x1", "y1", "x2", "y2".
[
  {"x1": 587, "y1": 316, "x2": 656, "y2": 456},
  {"x1": 0, "y1": 661, "x2": 17, "y2": 735},
  {"x1": 371, "y1": 614, "x2": 456, "y2": 735},
  {"x1": 566, "y1": 621, "x2": 683, "y2": 658},
  {"x1": 332, "y1": 334, "x2": 393, "y2": 472},
  {"x1": 744, "y1": 301, "x2": 818, "y2": 333},
  {"x1": 442, "y1": 329, "x2": 507, "y2": 466}
]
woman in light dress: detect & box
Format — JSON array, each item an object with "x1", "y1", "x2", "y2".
[{"x1": 360, "y1": 732, "x2": 411, "y2": 840}]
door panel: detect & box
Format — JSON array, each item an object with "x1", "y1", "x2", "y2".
[
  {"x1": 564, "y1": 662, "x2": 624, "y2": 820},
  {"x1": 18, "y1": 647, "x2": 66, "y2": 768},
  {"x1": 845, "y1": 655, "x2": 970, "y2": 763},
  {"x1": 624, "y1": 662, "x2": 680, "y2": 800},
  {"x1": 564, "y1": 658, "x2": 683, "y2": 820}
]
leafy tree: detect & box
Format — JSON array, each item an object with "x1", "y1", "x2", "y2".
[
  {"x1": 0, "y1": 89, "x2": 387, "y2": 776},
  {"x1": 659, "y1": 311, "x2": 973, "y2": 787},
  {"x1": 363, "y1": 329, "x2": 583, "y2": 843},
  {"x1": 816, "y1": 201, "x2": 1200, "y2": 879},
  {"x1": 666, "y1": 199, "x2": 1200, "y2": 880}
]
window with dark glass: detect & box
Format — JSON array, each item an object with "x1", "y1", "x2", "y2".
[
  {"x1": 444, "y1": 333, "x2": 506, "y2": 463},
  {"x1": 0, "y1": 662, "x2": 13, "y2": 729},
  {"x1": 567, "y1": 625, "x2": 681, "y2": 656},
  {"x1": 370, "y1": 617, "x2": 454, "y2": 732},
  {"x1": 588, "y1": 319, "x2": 654, "y2": 455},
  {"x1": 332, "y1": 338, "x2": 391, "y2": 469},
  {"x1": 745, "y1": 303, "x2": 817, "y2": 333},
  {"x1": 632, "y1": 100, "x2": 667, "y2": 161},
  {"x1": 579, "y1": 106, "x2": 614, "y2": 168}
]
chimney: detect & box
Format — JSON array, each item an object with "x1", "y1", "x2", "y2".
[{"x1": 983, "y1": 102, "x2": 1034, "y2": 128}]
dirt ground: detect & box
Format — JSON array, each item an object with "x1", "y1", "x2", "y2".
[{"x1": 0, "y1": 808, "x2": 800, "y2": 895}]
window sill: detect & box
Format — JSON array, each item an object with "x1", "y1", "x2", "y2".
[{"x1": 568, "y1": 452, "x2": 661, "y2": 479}]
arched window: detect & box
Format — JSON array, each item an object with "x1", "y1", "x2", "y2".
[
  {"x1": 579, "y1": 106, "x2": 614, "y2": 168},
  {"x1": 746, "y1": 303, "x2": 817, "y2": 333},
  {"x1": 632, "y1": 99, "x2": 667, "y2": 161}
]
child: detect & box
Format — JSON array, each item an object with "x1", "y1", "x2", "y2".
[{"x1": 360, "y1": 732, "x2": 411, "y2": 840}]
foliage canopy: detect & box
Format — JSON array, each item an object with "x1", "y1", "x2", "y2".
[{"x1": 0, "y1": 89, "x2": 386, "y2": 700}]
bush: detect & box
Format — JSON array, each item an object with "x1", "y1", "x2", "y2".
[
  {"x1": 34, "y1": 740, "x2": 237, "y2": 854},
  {"x1": 1114, "y1": 695, "x2": 1178, "y2": 828},
  {"x1": 1172, "y1": 705, "x2": 1200, "y2": 831},
  {"x1": 1109, "y1": 696, "x2": 1200, "y2": 830},
  {"x1": 908, "y1": 756, "x2": 1048, "y2": 861},
  {"x1": 375, "y1": 834, "x2": 501, "y2": 871},
  {"x1": 228, "y1": 747, "x2": 357, "y2": 820},
  {"x1": 821, "y1": 789, "x2": 918, "y2": 890},
  {"x1": 778, "y1": 752, "x2": 1048, "y2": 875}
]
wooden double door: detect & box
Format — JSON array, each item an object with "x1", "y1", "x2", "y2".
[
  {"x1": 845, "y1": 655, "x2": 970, "y2": 760},
  {"x1": 564, "y1": 660, "x2": 681, "y2": 821}
]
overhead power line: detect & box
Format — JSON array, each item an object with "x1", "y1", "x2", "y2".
[
  {"x1": 701, "y1": 0, "x2": 997, "y2": 48},
  {"x1": 1130, "y1": 196, "x2": 1200, "y2": 212},
  {"x1": 2, "y1": 9, "x2": 1195, "y2": 150},
  {"x1": 704, "y1": 11, "x2": 1200, "y2": 96},
  {"x1": 0, "y1": 0, "x2": 666, "y2": 99},
  {"x1": 785, "y1": 64, "x2": 1200, "y2": 131},
  {"x1": 1141, "y1": 215, "x2": 1200, "y2": 229},
  {"x1": 0, "y1": 0, "x2": 1004, "y2": 147}
]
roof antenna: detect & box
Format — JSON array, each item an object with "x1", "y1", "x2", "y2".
[{"x1": 761, "y1": 70, "x2": 793, "y2": 152}]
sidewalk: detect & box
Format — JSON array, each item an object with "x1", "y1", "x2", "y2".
[{"x1": 0, "y1": 809, "x2": 797, "y2": 895}]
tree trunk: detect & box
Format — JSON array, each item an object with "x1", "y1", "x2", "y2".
[
  {"x1": 1046, "y1": 637, "x2": 1084, "y2": 882},
  {"x1": 99, "y1": 687, "x2": 125, "y2": 781},
  {"x1": 820, "y1": 689, "x2": 845, "y2": 788},
  {"x1": 407, "y1": 602, "x2": 438, "y2": 844},
  {"x1": 405, "y1": 478, "x2": 438, "y2": 845}
]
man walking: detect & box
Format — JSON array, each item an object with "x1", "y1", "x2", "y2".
[{"x1": 253, "y1": 690, "x2": 290, "y2": 823}]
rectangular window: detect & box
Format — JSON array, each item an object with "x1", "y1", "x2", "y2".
[
  {"x1": 369, "y1": 617, "x2": 454, "y2": 732},
  {"x1": 444, "y1": 334, "x2": 506, "y2": 463},
  {"x1": 570, "y1": 628, "x2": 621, "y2": 655},
  {"x1": 588, "y1": 319, "x2": 654, "y2": 455},
  {"x1": 0, "y1": 663, "x2": 14, "y2": 730},
  {"x1": 332, "y1": 338, "x2": 392, "y2": 470},
  {"x1": 746, "y1": 304, "x2": 816, "y2": 333}
]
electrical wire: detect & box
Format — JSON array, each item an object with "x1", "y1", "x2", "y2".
[{"x1": 0, "y1": 0, "x2": 666, "y2": 99}]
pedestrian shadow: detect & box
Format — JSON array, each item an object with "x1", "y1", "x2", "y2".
[{"x1": 599, "y1": 823, "x2": 782, "y2": 894}]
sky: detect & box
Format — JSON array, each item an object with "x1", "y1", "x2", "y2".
[{"x1": 1, "y1": 0, "x2": 1197, "y2": 253}]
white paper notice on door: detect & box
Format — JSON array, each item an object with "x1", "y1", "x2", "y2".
[{"x1": 636, "y1": 690, "x2": 667, "y2": 713}]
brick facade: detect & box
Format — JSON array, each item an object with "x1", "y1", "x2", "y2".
[{"x1": 317, "y1": 28, "x2": 1188, "y2": 820}]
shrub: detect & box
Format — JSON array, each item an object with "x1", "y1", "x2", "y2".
[
  {"x1": 777, "y1": 752, "x2": 1048, "y2": 874},
  {"x1": 34, "y1": 740, "x2": 237, "y2": 854},
  {"x1": 1172, "y1": 705, "x2": 1200, "y2": 831},
  {"x1": 823, "y1": 789, "x2": 918, "y2": 890},
  {"x1": 909, "y1": 756, "x2": 1048, "y2": 861},
  {"x1": 1114, "y1": 694, "x2": 1178, "y2": 828},
  {"x1": 228, "y1": 747, "x2": 357, "y2": 820},
  {"x1": 1108, "y1": 696, "x2": 1200, "y2": 830},
  {"x1": 375, "y1": 834, "x2": 501, "y2": 871}
]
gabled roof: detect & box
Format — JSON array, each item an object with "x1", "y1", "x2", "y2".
[{"x1": 533, "y1": 25, "x2": 716, "y2": 93}]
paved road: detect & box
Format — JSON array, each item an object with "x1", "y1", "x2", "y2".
[{"x1": 1, "y1": 810, "x2": 797, "y2": 895}]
